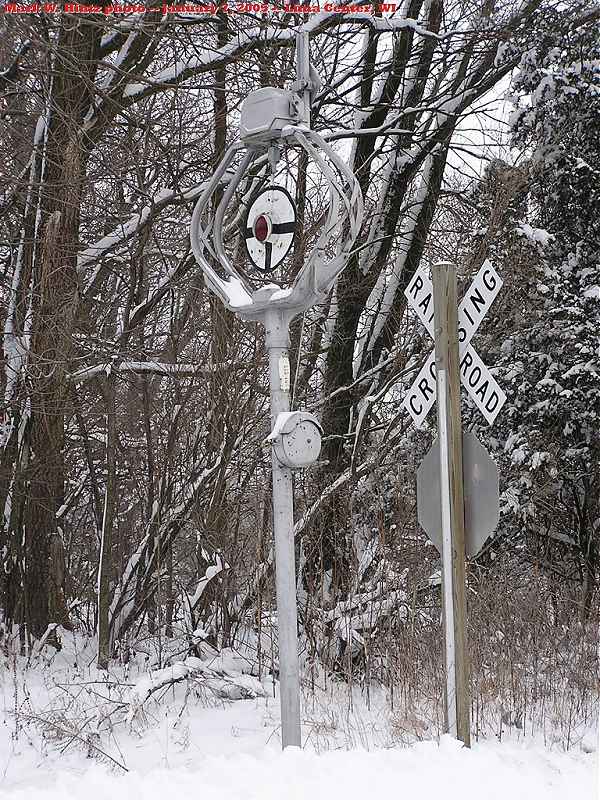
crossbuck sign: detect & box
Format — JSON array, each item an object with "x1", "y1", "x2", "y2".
[{"x1": 403, "y1": 260, "x2": 506, "y2": 427}]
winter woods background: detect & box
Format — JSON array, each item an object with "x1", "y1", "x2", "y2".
[{"x1": 0, "y1": 0, "x2": 598, "y2": 744}]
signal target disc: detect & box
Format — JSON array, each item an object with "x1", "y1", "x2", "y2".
[{"x1": 244, "y1": 186, "x2": 296, "y2": 273}]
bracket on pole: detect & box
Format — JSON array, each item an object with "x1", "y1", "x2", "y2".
[{"x1": 290, "y1": 31, "x2": 322, "y2": 126}]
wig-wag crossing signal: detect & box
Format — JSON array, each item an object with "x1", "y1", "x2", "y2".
[
  {"x1": 189, "y1": 30, "x2": 363, "y2": 751},
  {"x1": 403, "y1": 260, "x2": 506, "y2": 427}
]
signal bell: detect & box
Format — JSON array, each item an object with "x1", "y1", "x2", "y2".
[{"x1": 269, "y1": 411, "x2": 323, "y2": 469}]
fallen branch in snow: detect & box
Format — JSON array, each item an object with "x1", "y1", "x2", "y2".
[{"x1": 126, "y1": 652, "x2": 267, "y2": 723}]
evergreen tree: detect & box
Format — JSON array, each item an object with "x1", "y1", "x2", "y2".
[{"x1": 483, "y1": 20, "x2": 600, "y2": 620}]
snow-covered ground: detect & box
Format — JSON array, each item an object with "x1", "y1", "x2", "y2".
[
  {"x1": 2, "y1": 734, "x2": 596, "y2": 800},
  {"x1": 0, "y1": 632, "x2": 597, "y2": 799}
]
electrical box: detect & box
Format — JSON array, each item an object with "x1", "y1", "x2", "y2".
[
  {"x1": 269, "y1": 411, "x2": 322, "y2": 469},
  {"x1": 239, "y1": 88, "x2": 300, "y2": 146}
]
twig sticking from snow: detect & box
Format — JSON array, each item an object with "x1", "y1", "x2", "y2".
[{"x1": 12, "y1": 712, "x2": 129, "y2": 773}]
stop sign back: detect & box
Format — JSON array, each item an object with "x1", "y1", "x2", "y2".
[{"x1": 417, "y1": 432, "x2": 499, "y2": 558}]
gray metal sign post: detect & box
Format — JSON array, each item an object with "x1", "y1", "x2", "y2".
[
  {"x1": 189, "y1": 32, "x2": 363, "y2": 748},
  {"x1": 265, "y1": 307, "x2": 301, "y2": 746},
  {"x1": 432, "y1": 261, "x2": 471, "y2": 746},
  {"x1": 406, "y1": 256, "x2": 505, "y2": 747}
]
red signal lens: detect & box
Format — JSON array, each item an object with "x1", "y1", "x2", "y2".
[{"x1": 254, "y1": 215, "x2": 269, "y2": 242}]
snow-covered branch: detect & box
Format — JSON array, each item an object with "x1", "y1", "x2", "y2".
[{"x1": 68, "y1": 360, "x2": 235, "y2": 384}]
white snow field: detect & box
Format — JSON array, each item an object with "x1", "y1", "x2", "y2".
[
  {"x1": 0, "y1": 633, "x2": 597, "y2": 799},
  {"x1": 0, "y1": 729, "x2": 596, "y2": 800}
]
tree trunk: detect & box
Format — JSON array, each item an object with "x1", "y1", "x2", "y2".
[
  {"x1": 165, "y1": 543, "x2": 174, "y2": 639},
  {"x1": 97, "y1": 373, "x2": 116, "y2": 669},
  {"x1": 4, "y1": 20, "x2": 101, "y2": 639}
]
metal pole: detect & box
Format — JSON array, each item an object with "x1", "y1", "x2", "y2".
[
  {"x1": 264, "y1": 307, "x2": 302, "y2": 748},
  {"x1": 295, "y1": 31, "x2": 311, "y2": 124},
  {"x1": 432, "y1": 261, "x2": 471, "y2": 746}
]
